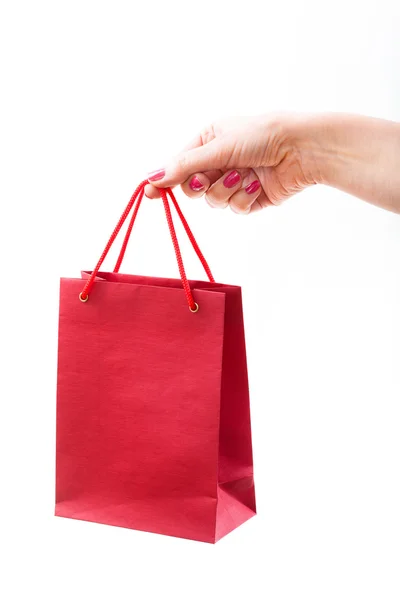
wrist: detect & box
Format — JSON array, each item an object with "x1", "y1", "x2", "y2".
[
  {"x1": 290, "y1": 113, "x2": 397, "y2": 187},
  {"x1": 285, "y1": 113, "x2": 349, "y2": 186},
  {"x1": 275, "y1": 112, "x2": 400, "y2": 211}
]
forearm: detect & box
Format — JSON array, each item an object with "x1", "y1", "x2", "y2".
[{"x1": 300, "y1": 114, "x2": 400, "y2": 212}]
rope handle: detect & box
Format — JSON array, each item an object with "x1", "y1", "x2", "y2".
[
  {"x1": 113, "y1": 186, "x2": 215, "y2": 282},
  {"x1": 79, "y1": 179, "x2": 214, "y2": 312}
]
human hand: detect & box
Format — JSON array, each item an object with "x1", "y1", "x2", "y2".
[
  {"x1": 145, "y1": 113, "x2": 400, "y2": 214},
  {"x1": 145, "y1": 114, "x2": 320, "y2": 214}
]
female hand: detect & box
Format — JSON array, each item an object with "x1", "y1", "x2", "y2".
[
  {"x1": 145, "y1": 113, "x2": 400, "y2": 214},
  {"x1": 145, "y1": 114, "x2": 319, "y2": 214}
]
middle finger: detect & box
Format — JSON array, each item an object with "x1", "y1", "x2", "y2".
[{"x1": 206, "y1": 169, "x2": 245, "y2": 208}]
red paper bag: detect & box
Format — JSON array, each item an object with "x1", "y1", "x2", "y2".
[{"x1": 55, "y1": 181, "x2": 256, "y2": 543}]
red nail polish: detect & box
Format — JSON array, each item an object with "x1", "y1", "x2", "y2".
[
  {"x1": 223, "y1": 170, "x2": 241, "y2": 189},
  {"x1": 148, "y1": 168, "x2": 165, "y2": 182},
  {"x1": 189, "y1": 176, "x2": 204, "y2": 191},
  {"x1": 245, "y1": 180, "x2": 261, "y2": 195}
]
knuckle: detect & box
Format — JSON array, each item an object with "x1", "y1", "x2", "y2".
[
  {"x1": 267, "y1": 173, "x2": 289, "y2": 206},
  {"x1": 205, "y1": 196, "x2": 216, "y2": 209},
  {"x1": 205, "y1": 192, "x2": 227, "y2": 209},
  {"x1": 268, "y1": 194, "x2": 283, "y2": 206},
  {"x1": 230, "y1": 201, "x2": 251, "y2": 215},
  {"x1": 199, "y1": 123, "x2": 216, "y2": 145},
  {"x1": 205, "y1": 190, "x2": 215, "y2": 204},
  {"x1": 175, "y1": 153, "x2": 189, "y2": 175}
]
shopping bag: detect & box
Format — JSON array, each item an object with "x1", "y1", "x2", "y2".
[{"x1": 55, "y1": 180, "x2": 256, "y2": 543}]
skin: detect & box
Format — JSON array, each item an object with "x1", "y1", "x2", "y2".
[{"x1": 145, "y1": 113, "x2": 400, "y2": 215}]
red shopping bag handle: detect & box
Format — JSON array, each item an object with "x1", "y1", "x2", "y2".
[
  {"x1": 79, "y1": 180, "x2": 214, "y2": 312},
  {"x1": 113, "y1": 185, "x2": 215, "y2": 283}
]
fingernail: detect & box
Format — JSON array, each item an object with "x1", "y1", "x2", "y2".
[
  {"x1": 189, "y1": 176, "x2": 204, "y2": 192},
  {"x1": 148, "y1": 168, "x2": 165, "y2": 182},
  {"x1": 223, "y1": 170, "x2": 241, "y2": 189},
  {"x1": 245, "y1": 180, "x2": 261, "y2": 195}
]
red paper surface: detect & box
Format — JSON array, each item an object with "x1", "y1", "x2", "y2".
[{"x1": 56, "y1": 272, "x2": 256, "y2": 543}]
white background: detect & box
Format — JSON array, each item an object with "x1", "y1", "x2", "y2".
[{"x1": 1, "y1": 1, "x2": 400, "y2": 598}]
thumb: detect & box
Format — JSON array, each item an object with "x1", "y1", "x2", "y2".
[{"x1": 147, "y1": 138, "x2": 229, "y2": 187}]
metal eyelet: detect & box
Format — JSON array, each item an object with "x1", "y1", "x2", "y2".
[{"x1": 189, "y1": 302, "x2": 199, "y2": 313}]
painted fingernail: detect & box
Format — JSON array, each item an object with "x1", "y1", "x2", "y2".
[
  {"x1": 189, "y1": 176, "x2": 204, "y2": 192},
  {"x1": 245, "y1": 180, "x2": 261, "y2": 195},
  {"x1": 148, "y1": 168, "x2": 165, "y2": 182},
  {"x1": 223, "y1": 170, "x2": 241, "y2": 188}
]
